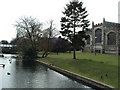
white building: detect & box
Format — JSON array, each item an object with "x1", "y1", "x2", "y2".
[{"x1": 118, "y1": 1, "x2": 120, "y2": 23}]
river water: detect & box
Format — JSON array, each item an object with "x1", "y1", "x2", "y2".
[{"x1": 0, "y1": 54, "x2": 93, "y2": 89}]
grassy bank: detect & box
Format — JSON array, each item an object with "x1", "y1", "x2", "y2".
[{"x1": 38, "y1": 52, "x2": 119, "y2": 88}]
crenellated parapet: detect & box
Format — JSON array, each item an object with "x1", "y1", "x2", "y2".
[
  {"x1": 92, "y1": 18, "x2": 120, "y2": 28},
  {"x1": 104, "y1": 21, "x2": 120, "y2": 27},
  {"x1": 93, "y1": 23, "x2": 103, "y2": 27},
  {"x1": 92, "y1": 17, "x2": 120, "y2": 30}
]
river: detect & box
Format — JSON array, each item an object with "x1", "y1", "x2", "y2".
[{"x1": 0, "y1": 54, "x2": 93, "y2": 89}]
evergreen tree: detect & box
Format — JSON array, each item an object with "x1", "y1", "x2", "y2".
[{"x1": 60, "y1": 0, "x2": 90, "y2": 59}]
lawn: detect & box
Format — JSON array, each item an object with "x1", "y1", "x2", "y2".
[{"x1": 38, "y1": 52, "x2": 119, "y2": 88}]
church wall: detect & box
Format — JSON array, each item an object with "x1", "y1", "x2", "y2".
[{"x1": 84, "y1": 19, "x2": 120, "y2": 55}]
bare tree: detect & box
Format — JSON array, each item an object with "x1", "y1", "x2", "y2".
[
  {"x1": 42, "y1": 20, "x2": 60, "y2": 38},
  {"x1": 41, "y1": 20, "x2": 60, "y2": 58},
  {"x1": 14, "y1": 16, "x2": 43, "y2": 59}
]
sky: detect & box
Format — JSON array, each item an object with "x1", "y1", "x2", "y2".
[{"x1": 0, "y1": 0, "x2": 119, "y2": 42}]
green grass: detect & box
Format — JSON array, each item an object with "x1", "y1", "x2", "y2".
[{"x1": 38, "y1": 52, "x2": 119, "y2": 88}]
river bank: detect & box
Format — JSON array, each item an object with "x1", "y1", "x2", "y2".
[
  {"x1": 36, "y1": 60, "x2": 114, "y2": 90},
  {"x1": 38, "y1": 52, "x2": 118, "y2": 88}
]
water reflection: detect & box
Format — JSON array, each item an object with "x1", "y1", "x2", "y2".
[{"x1": 0, "y1": 54, "x2": 93, "y2": 89}]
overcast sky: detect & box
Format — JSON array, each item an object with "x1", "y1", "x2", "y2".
[{"x1": 0, "y1": 0, "x2": 119, "y2": 42}]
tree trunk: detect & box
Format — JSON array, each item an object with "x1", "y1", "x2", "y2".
[
  {"x1": 73, "y1": 48, "x2": 76, "y2": 59},
  {"x1": 73, "y1": 15, "x2": 76, "y2": 60}
]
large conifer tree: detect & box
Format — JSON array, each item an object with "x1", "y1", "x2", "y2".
[{"x1": 60, "y1": 0, "x2": 90, "y2": 59}]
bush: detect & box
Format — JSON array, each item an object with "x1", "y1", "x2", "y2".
[{"x1": 22, "y1": 47, "x2": 37, "y2": 60}]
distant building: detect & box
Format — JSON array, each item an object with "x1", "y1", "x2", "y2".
[
  {"x1": 84, "y1": 18, "x2": 120, "y2": 55},
  {"x1": 84, "y1": 2, "x2": 120, "y2": 55},
  {"x1": 118, "y1": 1, "x2": 120, "y2": 23}
]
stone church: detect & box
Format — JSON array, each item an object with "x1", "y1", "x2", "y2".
[{"x1": 84, "y1": 18, "x2": 120, "y2": 55}]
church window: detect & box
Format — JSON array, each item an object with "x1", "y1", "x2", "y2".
[
  {"x1": 107, "y1": 32, "x2": 116, "y2": 45},
  {"x1": 95, "y1": 29, "x2": 102, "y2": 43}
]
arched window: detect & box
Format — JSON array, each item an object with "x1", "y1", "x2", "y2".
[
  {"x1": 95, "y1": 29, "x2": 102, "y2": 43},
  {"x1": 107, "y1": 32, "x2": 116, "y2": 45},
  {"x1": 86, "y1": 35, "x2": 90, "y2": 44}
]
